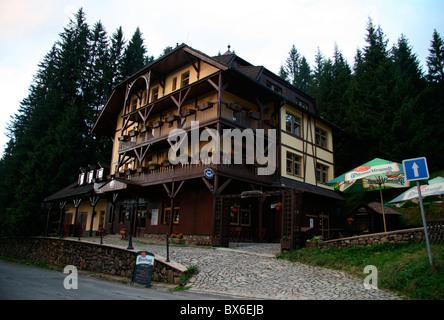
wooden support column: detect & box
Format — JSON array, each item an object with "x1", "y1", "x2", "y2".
[
  {"x1": 44, "y1": 203, "x2": 54, "y2": 237},
  {"x1": 110, "y1": 193, "x2": 118, "y2": 234},
  {"x1": 89, "y1": 196, "x2": 100, "y2": 237},
  {"x1": 58, "y1": 201, "x2": 67, "y2": 238},
  {"x1": 163, "y1": 181, "x2": 186, "y2": 235},
  {"x1": 72, "y1": 198, "x2": 82, "y2": 237}
]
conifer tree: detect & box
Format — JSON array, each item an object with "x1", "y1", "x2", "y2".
[
  {"x1": 346, "y1": 19, "x2": 396, "y2": 164},
  {"x1": 121, "y1": 27, "x2": 152, "y2": 79},
  {"x1": 390, "y1": 34, "x2": 427, "y2": 160},
  {"x1": 422, "y1": 29, "x2": 444, "y2": 169},
  {"x1": 279, "y1": 45, "x2": 312, "y2": 92},
  {"x1": 109, "y1": 26, "x2": 126, "y2": 86}
]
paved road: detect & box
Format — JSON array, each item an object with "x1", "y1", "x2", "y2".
[
  {"x1": 0, "y1": 260, "x2": 236, "y2": 300},
  {"x1": 81, "y1": 236, "x2": 402, "y2": 300}
]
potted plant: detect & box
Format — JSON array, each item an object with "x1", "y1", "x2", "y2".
[
  {"x1": 198, "y1": 101, "x2": 214, "y2": 111},
  {"x1": 152, "y1": 120, "x2": 163, "y2": 128},
  {"x1": 306, "y1": 235, "x2": 322, "y2": 248},
  {"x1": 231, "y1": 204, "x2": 239, "y2": 213},
  {"x1": 141, "y1": 124, "x2": 151, "y2": 133},
  {"x1": 274, "y1": 202, "x2": 283, "y2": 211},
  {"x1": 280, "y1": 235, "x2": 292, "y2": 250},
  {"x1": 227, "y1": 102, "x2": 242, "y2": 112},
  {"x1": 181, "y1": 106, "x2": 196, "y2": 117},
  {"x1": 212, "y1": 234, "x2": 221, "y2": 247},
  {"x1": 148, "y1": 162, "x2": 158, "y2": 171},
  {"x1": 120, "y1": 228, "x2": 128, "y2": 240},
  {"x1": 247, "y1": 109, "x2": 261, "y2": 120},
  {"x1": 162, "y1": 159, "x2": 171, "y2": 167},
  {"x1": 165, "y1": 113, "x2": 180, "y2": 123},
  {"x1": 170, "y1": 233, "x2": 184, "y2": 244},
  {"x1": 129, "y1": 129, "x2": 139, "y2": 137},
  {"x1": 136, "y1": 165, "x2": 147, "y2": 173}
]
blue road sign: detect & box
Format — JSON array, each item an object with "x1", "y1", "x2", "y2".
[{"x1": 403, "y1": 157, "x2": 430, "y2": 181}]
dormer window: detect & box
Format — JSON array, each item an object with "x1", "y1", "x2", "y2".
[
  {"x1": 266, "y1": 80, "x2": 282, "y2": 94},
  {"x1": 78, "y1": 173, "x2": 85, "y2": 185},
  {"x1": 87, "y1": 171, "x2": 94, "y2": 184},
  {"x1": 96, "y1": 168, "x2": 104, "y2": 181}
]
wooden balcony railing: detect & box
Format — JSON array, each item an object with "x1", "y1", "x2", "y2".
[
  {"x1": 118, "y1": 103, "x2": 278, "y2": 154},
  {"x1": 117, "y1": 161, "x2": 276, "y2": 186}
]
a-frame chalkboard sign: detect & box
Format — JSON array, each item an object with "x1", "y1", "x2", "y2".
[{"x1": 132, "y1": 251, "x2": 155, "y2": 287}]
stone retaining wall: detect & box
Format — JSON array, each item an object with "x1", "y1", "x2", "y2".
[
  {"x1": 0, "y1": 238, "x2": 186, "y2": 284},
  {"x1": 308, "y1": 227, "x2": 425, "y2": 249}
]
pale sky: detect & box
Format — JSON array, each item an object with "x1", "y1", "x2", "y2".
[{"x1": 1, "y1": 0, "x2": 443, "y2": 153}]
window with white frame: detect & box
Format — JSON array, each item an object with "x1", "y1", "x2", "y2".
[
  {"x1": 78, "y1": 173, "x2": 85, "y2": 185},
  {"x1": 87, "y1": 170, "x2": 94, "y2": 184}
]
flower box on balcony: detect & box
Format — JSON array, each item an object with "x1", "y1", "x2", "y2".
[
  {"x1": 247, "y1": 110, "x2": 261, "y2": 120},
  {"x1": 181, "y1": 108, "x2": 196, "y2": 117},
  {"x1": 136, "y1": 166, "x2": 147, "y2": 173},
  {"x1": 264, "y1": 118, "x2": 278, "y2": 127},
  {"x1": 148, "y1": 163, "x2": 158, "y2": 171},
  {"x1": 161, "y1": 160, "x2": 171, "y2": 167},
  {"x1": 129, "y1": 130, "x2": 139, "y2": 137},
  {"x1": 152, "y1": 120, "x2": 163, "y2": 128},
  {"x1": 141, "y1": 125, "x2": 151, "y2": 133},
  {"x1": 198, "y1": 101, "x2": 214, "y2": 111},
  {"x1": 165, "y1": 114, "x2": 180, "y2": 123},
  {"x1": 227, "y1": 102, "x2": 242, "y2": 112}
]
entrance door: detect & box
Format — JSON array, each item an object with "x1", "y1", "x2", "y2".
[
  {"x1": 63, "y1": 212, "x2": 73, "y2": 237},
  {"x1": 76, "y1": 212, "x2": 88, "y2": 237}
]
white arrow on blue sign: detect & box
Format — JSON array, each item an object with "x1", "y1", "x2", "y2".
[{"x1": 402, "y1": 157, "x2": 430, "y2": 181}]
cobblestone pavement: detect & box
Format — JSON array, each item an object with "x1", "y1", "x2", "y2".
[{"x1": 78, "y1": 235, "x2": 402, "y2": 300}]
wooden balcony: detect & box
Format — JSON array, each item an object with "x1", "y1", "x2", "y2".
[
  {"x1": 118, "y1": 102, "x2": 278, "y2": 154},
  {"x1": 121, "y1": 161, "x2": 276, "y2": 187}
]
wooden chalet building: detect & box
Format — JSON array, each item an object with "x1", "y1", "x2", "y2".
[{"x1": 44, "y1": 44, "x2": 344, "y2": 249}]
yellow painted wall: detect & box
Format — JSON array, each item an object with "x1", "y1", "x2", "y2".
[
  {"x1": 280, "y1": 104, "x2": 334, "y2": 189},
  {"x1": 65, "y1": 199, "x2": 108, "y2": 232}
]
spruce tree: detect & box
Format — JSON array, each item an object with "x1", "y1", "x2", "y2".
[
  {"x1": 422, "y1": 29, "x2": 444, "y2": 169},
  {"x1": 390, "y1": 34, "x2": 427, "y2": 161},
  {"x1": 121, "y1": 27, "x2": 151, "y2": 79},
  {"x1": 279, "y1": 45, "x2": 312, "y2": 92},
  {"x1": 109, "y1": 26, "x2": 126, "y2": 86},
  {"x1": 346, "y1": 19, "x2": 396, "y2": 164}
]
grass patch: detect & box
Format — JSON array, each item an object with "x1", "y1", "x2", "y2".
[
  {"x1": 174, "y1": 265, "x2": 199, "y2": 291},
  {"x1": 277, "y1": 242, "x2": 444, "y2": 300}
]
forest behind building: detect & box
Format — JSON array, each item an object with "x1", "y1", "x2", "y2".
[{"x1": 0, "y1": 9, "x2": 442, "y2": 236}]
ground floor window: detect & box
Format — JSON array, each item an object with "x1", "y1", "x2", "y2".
[
  {"x1": 163, "y1": 204, "x2": 180, "y2": 225},
  {"x1": 230, "y1": 203, "x2": 251, "y2": 226}
]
